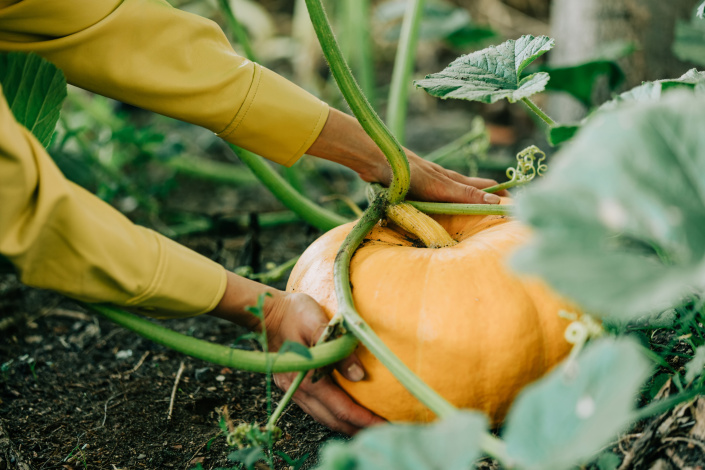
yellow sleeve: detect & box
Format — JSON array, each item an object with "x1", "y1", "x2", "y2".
[
  {"x1": 0, "y1": 0, "x2": 329, "y2": 167},
  {"x1": 0, "y1": 88, "x2": 227, "y2": 318}
]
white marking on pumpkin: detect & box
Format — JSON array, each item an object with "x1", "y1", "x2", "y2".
[
  {"x1": 576, "y1": 395, "x2": 596, "y2": 419},
  {"x1": 598, "y1": 199, "x2": 628, "y2": 231}
]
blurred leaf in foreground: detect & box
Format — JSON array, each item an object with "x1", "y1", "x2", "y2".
[
  {"x1": 316, "y1": 411, "x2": 487, "y2": 470},
  {"x1": 415, "y1": 35, "x2": 554, "y2": 104},
  {"x1": 0, "y1": 52, "x2": 67, "y2": 147},
  {"x1": 504, "y1": 338, "x2": 651, "y2": 470},
  {"x1": 514, "y1": 92, "x2": 705, "y2": 320}
]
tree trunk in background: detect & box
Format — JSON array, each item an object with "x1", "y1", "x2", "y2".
[{"x1": 548, "y1": 0, "x2": 699, "y2": 122}]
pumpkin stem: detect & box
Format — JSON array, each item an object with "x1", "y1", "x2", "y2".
[
  {"x1": 305, "y1": 0, "x2": 411, "y2": 204},
  {"x1": 386, "y1": 202, "x2": 458, "y2": 248}
]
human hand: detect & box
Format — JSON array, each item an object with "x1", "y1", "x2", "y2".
[
  {"x1": 264, "y1": 291, "x2": 386, "y2": 435},
  {"x1": 306, "y1": 108, "x2": 509, "y2": 204},
  {"x1": 209, "y1": 273, "x2": 384, "y2": 435}
]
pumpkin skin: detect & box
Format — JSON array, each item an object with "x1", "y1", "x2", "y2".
[{"x1": 286, "y1": 203, "x2": 575, "y2": 424}]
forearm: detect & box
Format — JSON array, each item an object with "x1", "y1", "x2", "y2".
[{"x1": 0, "y1": 89, "x2": 227, "y2": 318}]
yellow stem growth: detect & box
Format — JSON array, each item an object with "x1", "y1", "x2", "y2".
[{"x1": 386, "y1": 203, "x2": 458, "y2": 248}]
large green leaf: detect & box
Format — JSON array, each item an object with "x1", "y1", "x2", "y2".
[
  {"x1": 549, "y1": 69, "x2": 705, "y2": 146},
  {"x1": 415, "y1": 35, "x2": 554, "y2": 103},
  {"x1": 0, "y1": 52, "x2": 67, "y2": 147},
  {"x1": 513, "y1": 92, "x2": 705, "y2": 319},
  {"x1": 540, "y1": 60, "x2": 624, "y2": 108},
  {"x1": 316, "y1": 411, "x2": 487, "y2": 470},
  {"x1": 504, "y1": 338, "x2": 651, "y2": 470}
]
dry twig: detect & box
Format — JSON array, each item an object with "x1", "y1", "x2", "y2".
[{"x1": 167, "y1": 361, "x2": 185, "y2": 421}]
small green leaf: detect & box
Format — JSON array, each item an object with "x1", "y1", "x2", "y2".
[
  {"x1": 685, "y1": 345, "x2": 705, "y2": 383},
  {"x1": 228, "y1": 446, "x2": 265, "y2": 469},
  {"x1": 415, "y1": 35, "x2": 554, "y2": 104},
  {"x1": 513, "y1": 92, "x2": 705, "y2": 319},
  {"x1": 541, "y1": 60, "x2": 624, "y2": 108},
  {"x1": 547, "y1": 125, "x2": 579, "y2": 146},
  {"x1": 503, "y1": 338, "x2": 651, "y2": 470},
  {"x1": 316, "y1": 412, "x2": 487, "y2": 470},
  {"x1": 278, "y1": 340, "x2": 313, "y2": 360},
  {"x1": 596, "y1": 451, "x2": 621, "y2": 470},
  {"x1": 0, "y1": 52, "x2": 67, "y2": 147}
]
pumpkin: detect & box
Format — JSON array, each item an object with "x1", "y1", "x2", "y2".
[{"x1": 286, "y1": 202, "x2": 575, "y2": 424}]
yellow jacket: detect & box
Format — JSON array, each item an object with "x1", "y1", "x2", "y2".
[{"x1": 0, "y1": 0, "x2": 330, "y2": 317}]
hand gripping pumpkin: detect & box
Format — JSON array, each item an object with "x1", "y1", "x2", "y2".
[{"x1": 286, "y1": 204, "x2": 575, "y2": 424}]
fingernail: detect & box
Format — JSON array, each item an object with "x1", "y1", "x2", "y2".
[
  {"x1": 346, "y1": 363, "x2": 365, "y2": 382},
  {"x1": 483, "y1": 193, "x2": 501, "y2": 204}
]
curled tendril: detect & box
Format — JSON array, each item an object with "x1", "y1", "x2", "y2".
[
  {"x1": 506, "y1": 145, "x2": 548, "y2": 184},
  {"x1": 559, "y1": 311, "x2": 604, "y2": 380}
]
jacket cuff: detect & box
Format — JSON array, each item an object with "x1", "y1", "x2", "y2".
[
  {"x1": 128, "y1": 230, "x2": 228, "y2": 319},
  {"x1": 217, "y1": 64, "x2": 329, "y2": 167}
]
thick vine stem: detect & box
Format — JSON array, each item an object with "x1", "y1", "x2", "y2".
[
  {"x1": 332, "y1": 195, "x2": 456, "y2": 419},
  {"x1": 89, "y1": 305, "x2": 358, "y2": 373},
  {"x1": 387, "y1": 0, "x2": 425, "y2": 144},
  {"x1": 386, "y1": 203, "x2": 457, "y2": 248},
  {"x1": 232, "y1": 145, "x2": 350, "y2": 231},
  {"x1": 407, "y1": 201, "x2": 512, "y2": 216},
  {"x1": 305, "y1": 0, "x2": 411, "y2": 204}
]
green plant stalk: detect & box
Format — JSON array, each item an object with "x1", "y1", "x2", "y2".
[
  {"x1": 305, "y1": 0, "x2": 410, "y2": 204},
  {"x1": 232, "y1": 145, "x2": 350, "y2": 231},
  {"x1": 217, "y1": 0, "x2": 258, "y2": 62},
  {"x1": 332, "y1": 196, "x2": 456, "y2": 419},
  {"x1": 521, "y1": 97, "x2": 556, "y2": 126},
  {"x1": 386, "y1": 0, "x2": 425, "y2": 144},
  {"x1": 250, "y1": 256, "x2": 301, "y2": 284},
  {"x1": 89, "y1": 304, "x2": 358, "y2": 373},
  {"x1": 268, "y1": 371, "x2": 306, "y2": 428},
  {"x1": 407, "y1": 201, "x2": 511, "y2": 216},
  {"x1": 424, "y1": 117, "x2": 488, "y2": 163},
  {"x1": 165, "y1": 155, "x2": 258, "y2": 186},
  {"x1": 341, "y1": 0, "x2": 377, "y2": 107},
  {"x1": 483, "y1": 179, "x2": 522, "y2": 194}
]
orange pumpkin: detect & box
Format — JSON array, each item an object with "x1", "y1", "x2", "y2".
[{"x1": 286, "y1": 204, "x2": 575, "y2": 424}]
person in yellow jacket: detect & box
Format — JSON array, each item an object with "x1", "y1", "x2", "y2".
[{"x1": 0, "y1": 0, "x2": 503, "y2": 434}]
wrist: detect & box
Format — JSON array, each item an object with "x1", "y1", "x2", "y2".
[
  {"x1": 208, "y1": 271, "x2": 284, "y2": 331},
  {"x1": 306, "y1": 108, "x2": 391, "y2": 185}
]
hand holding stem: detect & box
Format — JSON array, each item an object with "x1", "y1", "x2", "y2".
[{"x1": 209, "y1": 271, "x2": 384, "y2": 435}]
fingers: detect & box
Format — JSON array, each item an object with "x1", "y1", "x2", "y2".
[
  {"x1": 444, "y1": 172, "x2": 511, "y2": 197},
  {"x1": 275, "y1": 373, "x2": 386, "y2": 436},
  {"x1": 437, "y1": 180, "x2": 501, "y2": 204}
]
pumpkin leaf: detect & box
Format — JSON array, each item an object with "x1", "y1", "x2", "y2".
[
  {"x1": 414, "y1": 35, "x2": 554, "y2": 104},
  {"x1": 0, "y1": 52, "x2": 67, "y2": 147},
  {"x1": 540, "y1": 60, "x2": 625, "y2": 108},
  {"x1": 316, "y1": 411, "x2": 487, "y2": 470},
  {"x1": 547, "y1": 124, "x2": 579, "y2": 146},
  {"x1": 503, "y1": 338, "x2": 651, "y2": 470},
  {"x1": 513, "y1": 92, "x2": 705, "y2": 319}
]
